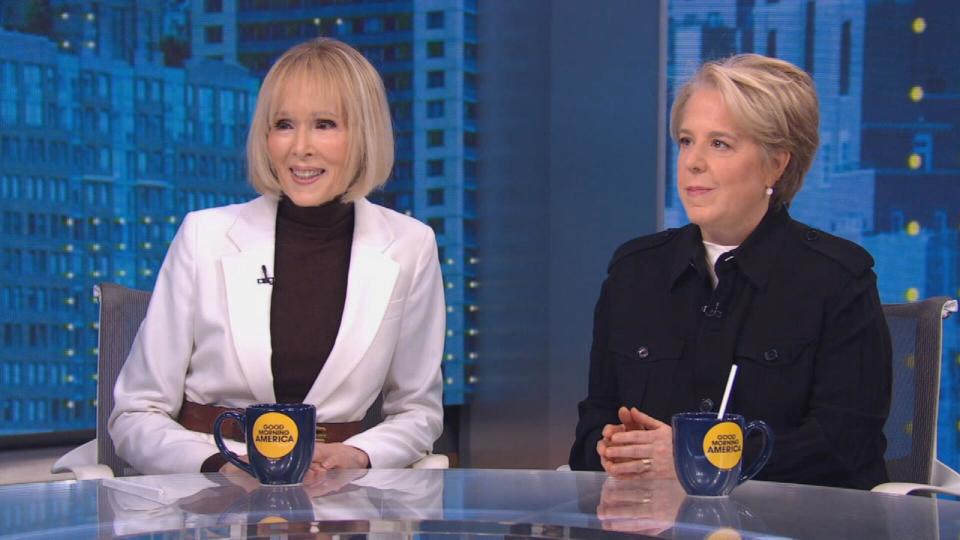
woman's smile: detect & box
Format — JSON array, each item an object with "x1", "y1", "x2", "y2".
[{"x1": 289, "y1": 167, "x2": 328, "y2": 184}]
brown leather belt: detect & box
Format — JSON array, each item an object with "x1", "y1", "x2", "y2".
[{"x1": 177, "y1": 400, "x2": 362, "y2": 444}]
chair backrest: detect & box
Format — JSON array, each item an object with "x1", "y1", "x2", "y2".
[
  {"x1": 95, "y1": 282, "x2": 152, "y2": 476},
  {"x1": 882, "y1": 296, "x2": 957, "y2": 484}
]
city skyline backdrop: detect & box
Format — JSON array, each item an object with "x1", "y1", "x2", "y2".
[
  {"x1": 666, "y1": 0, "x2": 960, "y2": 469},
  {"x1": 1, "y1": 0, "x2": 958, "y2": 470}
]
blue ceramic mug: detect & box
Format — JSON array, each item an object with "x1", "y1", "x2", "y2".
[
  {"x1": 671, "y1": 412, "x2": 774, "y2": 497},
  {"x1": 213, "y1": 403, "x2": 316, "y2": 485}
]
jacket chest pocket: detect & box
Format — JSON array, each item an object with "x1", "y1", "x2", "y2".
[
  {"x1": 609, "y1": 335, "x2": 684, "y2": 407},
  {"x1": 734, "y1": 338, "x2": 814, "y2": 368},
  {"x1": 734, "y1": 337, "x2": 815, "y2": 423},
  {"x1": 611, "y1": 336, "x2": 684, "y2": 364}
]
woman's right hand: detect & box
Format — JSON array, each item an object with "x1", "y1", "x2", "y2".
[{"x1": 598, "y1": 407, "x2": 677, "y2": 479}]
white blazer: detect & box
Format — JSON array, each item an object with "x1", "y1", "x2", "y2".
[{"x1": 108, "y1": 196, "x2": 445, "y2": 474}]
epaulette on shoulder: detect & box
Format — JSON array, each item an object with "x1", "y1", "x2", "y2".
[
  {"x1": 792, "y1": 223, "x2": 874, "y2": 276},
  {"x1": 608, "y1": 228, "x2": 679, "y2": 272}
]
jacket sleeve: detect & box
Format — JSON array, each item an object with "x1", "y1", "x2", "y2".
[
  {"x1": 343, "y1": 226, "x2": 445, "y2": 468},
  {"x1": 750, "y1": 268, "x2": 892, "y2": 489},
  {"x1": 107, "y1": 212, "x2": 245, "y2": 474},
  {"x1": 570, "y1": 277, "x2": 622, "y2": 470}
]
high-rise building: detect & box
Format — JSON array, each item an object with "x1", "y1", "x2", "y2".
[
  {"x1": 859, "y1": 0, "x2": 960, "y2": 468},
  {"x1": 0, "y1": 1, "x2": 259, "y2": 434},
  {"x1": 189, "y1": 0, "x2": 478, "y2": 405},
  {"x1": 752, "y1": 0, "x2": 875, "y2": 242},
  {"x1": 664, "y1": 1, "x2": 739, "y2": 227},
  {"x1": 666, "y1": 0, "x2": 875, "y2": 240},
  {"x1": 0, "y1": 0, "x2": 476, "y2": 435}
]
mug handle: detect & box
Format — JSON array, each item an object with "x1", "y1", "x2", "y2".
[
  {"x1": 738, "y1": 419, "x2": 775, "y2": 484},
  {"x1": 213, "y1": 411, "x2": 255, "y2": 477}
]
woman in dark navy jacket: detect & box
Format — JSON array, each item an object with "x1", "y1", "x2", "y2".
[{"x1": 569, "y1": 54, "x2": 891, "y2": 490}]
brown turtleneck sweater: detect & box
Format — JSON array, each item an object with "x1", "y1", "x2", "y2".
[
  {"x1": 270, "y1": 195, "x2": 354, "y2": 403},
  {"x1": 200, "y1": 196, "x2": 354, "y2": 472}
]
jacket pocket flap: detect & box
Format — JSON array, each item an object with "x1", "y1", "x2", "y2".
[
  {"x1": 735, "y1": 338, "x2": 813, "y2": 367},
  {"x1": 610, "y1": 335, "x2": 685, "y2": 363}
]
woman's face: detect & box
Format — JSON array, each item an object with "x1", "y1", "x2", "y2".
[
  {"x1": 267, "y1": 79, "x2": 349, "y2": 207},
  {"x1": 676, "y1": 88, "x2": 787, "y2": 245}
]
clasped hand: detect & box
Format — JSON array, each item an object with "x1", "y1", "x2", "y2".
[
  {"x1": 309, "y1": 442, "x2": 370, "y2": 471},
  {"x1": 596, "y1": 475, "x2": 686, "y2": 535},
  {"x1": 598, "y1": 406, "x2": 676, "y2": 478},
  {"x1": 303, "y1": 443, "x2": 372, "y2": 484}
]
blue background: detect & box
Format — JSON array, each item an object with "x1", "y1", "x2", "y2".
[
  {"x1": 664, "y1": 0, "x2": 960, "y2": 471},
  {"x1": 1, "y1": 0, "x2": 957, "y2": 471}
]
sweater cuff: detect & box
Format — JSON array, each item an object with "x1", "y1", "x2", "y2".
[{"x1": 201, "y1": 453, "x2": 229, "y2": 473}]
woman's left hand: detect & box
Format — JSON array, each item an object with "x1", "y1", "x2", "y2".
[
  {"x1": 601, "y1": 407, "x2": 676, "y2": 478},
  {"x1": 311, "y1": 443, "x2": 370, "y2": 470}
]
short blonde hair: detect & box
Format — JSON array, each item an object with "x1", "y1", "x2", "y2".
[
  {"x1": 246, "y1": 38, "x2": 394, "y2": 202},
  {"x1": 670, "y1": 54, "x2": 819, "y2": 208}
]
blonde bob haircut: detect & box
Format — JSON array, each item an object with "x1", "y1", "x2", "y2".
[
  {"x1": 246, "y1": 38, "x2": 394, "y2": 202},
  {"x1": 670, "y1": 53, "x2": 820, "y2": 209}
]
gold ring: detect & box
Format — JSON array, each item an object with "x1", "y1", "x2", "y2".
[{"x1": 641, "y1": 458, "x2": 652, "y2": 466}]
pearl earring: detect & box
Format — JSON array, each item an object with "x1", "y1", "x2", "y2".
[{"x1": 765, "y1": 186, "x2": 773, "y2": 196}]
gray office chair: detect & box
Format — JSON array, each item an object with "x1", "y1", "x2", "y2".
[
  {"x1": 54, "y1": 282, "x2": 447, "y2": 478},
  {"x1": 53, "y1": 283, "x2": 150, "y2": 478},
  {"x1": 873, "y1": 296, "x2": 960, "y2": 496}
]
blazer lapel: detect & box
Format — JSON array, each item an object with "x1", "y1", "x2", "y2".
[
  {"x1": 303, "y1": 199, "x2": 400, "y2": 408},
  {"x1": 221, "y1": 196, "x2": 279, "y2": 404}
]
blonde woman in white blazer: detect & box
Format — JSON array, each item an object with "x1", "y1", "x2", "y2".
[{"x1": 108, "y1": 38, "x2": 445, "y2": 475}]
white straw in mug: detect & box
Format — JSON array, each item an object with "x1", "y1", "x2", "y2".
[{"x1": 717, "y1": 364, "x2": 739, "y2": 420}]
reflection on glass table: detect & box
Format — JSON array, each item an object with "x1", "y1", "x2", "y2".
[{"x1": 2, "y1": 469, "x2": 960, "y2": 539}]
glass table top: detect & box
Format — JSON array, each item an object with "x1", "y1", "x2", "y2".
[{"x1": 1, "y1": 469, "x2": 958, "y2": 539}]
